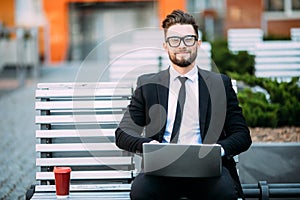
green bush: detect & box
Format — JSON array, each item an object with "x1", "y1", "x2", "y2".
[
  {"x1": 211, "y1": 40, "x2": 300, "y2": 127},
  {"x1": 261, "y1": 77, "x2": 300, "y2": 126},
  {"x1": 230, "y1": 73, "x2": 300, "y2": 127},
  {"x1": 237, "y1": 88, "x2": 279, "y2": 127},
  {"x1": 211, "y1": 39, "x2": 255, "y2": 75}
]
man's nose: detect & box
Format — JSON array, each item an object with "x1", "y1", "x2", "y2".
[{"x1": 178, "y1": 40, "x2": 186, "y2": 48}]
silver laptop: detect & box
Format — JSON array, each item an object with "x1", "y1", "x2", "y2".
[{"x1": 142, "y1": 143, "x2": 222, "y2": 178}]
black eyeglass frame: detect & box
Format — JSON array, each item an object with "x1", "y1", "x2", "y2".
[{"x1": 165, "y1": 35, "x2": 198, "y2": 47}]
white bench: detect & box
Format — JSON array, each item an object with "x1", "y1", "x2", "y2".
[
  {"x1": 253, "y1": 41, "x2": 300, "y2": 81},
  {"x1": 28, "y1": 80, "x2": 238, "y2": 199},
  {"x1": 227, "y1": 28, "x2": 263, "y2": 54},
  {"x1": 29, "y1": 82, "x2": 135, "y2": 199},
  {"x1": 291, "y1": 28, "x2": 300, "y2": 42}
]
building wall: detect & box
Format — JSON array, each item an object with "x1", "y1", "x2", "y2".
[
  {"x1": 0, "y1": 0, "x2": 15, "y2": 27},
  {"x1": 158, "y1": 0, "x2": 186, "y2": 26},
  {"x1": 43, "y1": 0, "x2": 69, "y2": 62},
  {"x1": 225, "y1": 0, "x2": 263, "y2": 35},
  {"x1": 267, "y1": 19, "x2": 300, "y2": 37},
  {"x1": 43, "y1": 0, "x2": 186, "y2": 63},
  {"x1": 225, "y1": 0, "x2": 300, "y2": 38}
]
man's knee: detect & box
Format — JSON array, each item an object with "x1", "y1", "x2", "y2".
[{"x1": 130, "y1": 175, "x2": 157, "y2": 200}]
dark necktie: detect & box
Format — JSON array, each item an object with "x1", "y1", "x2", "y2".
[{"x1": 170, "y1": 76, "x2": 188, "y2": 143}]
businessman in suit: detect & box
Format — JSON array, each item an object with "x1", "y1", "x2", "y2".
[{"x1": 115, "y1": 9, "x2": 252, "y2": 200}]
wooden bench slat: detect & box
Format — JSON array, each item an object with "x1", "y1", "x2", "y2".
[
  {"x1": 35, "y1": 114, "x2": 123, "y2": 124},
  {"x1": 35, "y1": 100, "x2": 130, "y2": 110},
  {"x1": 31, "y1": 192, "x2": 130, "y2": 199},
  {"x1": 35, "y1": 88, "x2": 132, "y2": 98},
  {"x1": 36, "y1": 171, "x2": 132, "y2": 180},
  {"x1": 36, "y1": 129, "x2": 115, "y2": 138},
  {"x1": 255, "y1": 50, "x2": 300, "y2": 56},
  {"x1": 36, "y1": 143, "x2": 121, "y2": 152},
  {"x1": 255, "y1": 41, "x2": 300, "y2": 49},
  {"x1": 255, "y1": 57, "x2": 300, "y2": 63},
  {"x1": 256, "y1": 71, "x2": 300, "y2": 77},
  {"x1": 255, "y1": 64, "x2": 300, "y2": 70},
  {"x1": 35, "y1": 184, "x2": 131, "y2": 192},
  {"x1": 36, "y1": 157, "x2": 132, "y2": 166},
  {"x1": 37, "y1": 82, "x2": 132, "y2": 89}
]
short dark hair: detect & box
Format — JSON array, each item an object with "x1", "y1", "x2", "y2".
[{"x1": 162, "y1": 10, "x2": 199, "y2": 38}]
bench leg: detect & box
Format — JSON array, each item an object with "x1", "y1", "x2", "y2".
[{"x1": 25, "y1": 184, "x2": 35, "y2": 200}]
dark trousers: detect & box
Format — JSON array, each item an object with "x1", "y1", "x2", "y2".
[{"x1": 130, "y1": 167, "x2": 238, "y2": 200}]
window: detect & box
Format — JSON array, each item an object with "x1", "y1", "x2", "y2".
[
  {"x1": 292, "y1": 0, "x2": 300, "y2": 10},
  {"x1": 264, "y1": 0, "x2": 284, "y2": 11}
]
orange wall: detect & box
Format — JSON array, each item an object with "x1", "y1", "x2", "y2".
[
  {"x1": 43, "y1": 0, "x2": 69, "y2": 62},
  {"x1": 225, "y1": 0, "x2": 263, "y2": 33},
  {"x1": 0, "y1": 0, "x2": 15, "y2": 27},
  {"x1": 267, "y1": 19, "x2": 300, "y2": 37},
  {"x1": 43, "y1": 0, "x2": 186, "y2": 63},
  {"x1": 158, "y1": 0, "x2": 186, "y2": 26}
]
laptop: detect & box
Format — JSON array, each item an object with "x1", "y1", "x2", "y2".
[{"x1": 142, "y1": 143, "x2": 222, "y2": 178}]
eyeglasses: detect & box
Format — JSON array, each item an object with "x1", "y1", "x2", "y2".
[{"x1": 166, "y1": 35, "x2": 198, "y2": 47}]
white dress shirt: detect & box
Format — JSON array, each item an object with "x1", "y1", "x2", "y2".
[{"x1": 163, "y1": 65, "x2": 202, "y2": 144}]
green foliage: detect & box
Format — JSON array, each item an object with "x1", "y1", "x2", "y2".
[
  {"x1": 263, "y1": 34, "x2": 290, "y2": 41},
  {"x1": 231, "y1": 73, "x2": 300, "y2": 127},
  {"x1": 211, "y1": 39, "x2": 255, "y2": 75},
  {"x1": 212, "y1": 40, "x2": 300, "y2": 127},
  {"x1": 237, "y1": 88, "x2": 279, "y2": 127},
  {"x1": 260, "y1": 77, "x2": 300, "y2": 126}
]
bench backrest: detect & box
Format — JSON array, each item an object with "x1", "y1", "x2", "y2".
[
  {"x1": 35, "y1": 82, "x2": 134, "y2": 191},
  {"x1": 253, "y1": 41, "x2": 300, "y2": 81},
  {"x1": 227, "y1": 28, "x2": 263, "y2": 54},
  {"x1": 291, "y1": 28, "x2": 300, "y2": 42}
]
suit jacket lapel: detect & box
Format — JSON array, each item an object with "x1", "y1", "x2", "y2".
[
  {"x1": 157, "y1": 69, "x2": 170, "y2": 109},
  {"x1": 198, "y1": 68, "x2": 210, "y2": 140},
  {"x1": 156, "y1": 68, "x2": 170, "y2": 141}
]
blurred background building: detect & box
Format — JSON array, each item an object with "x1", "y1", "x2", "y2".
[{"x1": 0, "y1": 0, "x2": 299, "y2": 64}]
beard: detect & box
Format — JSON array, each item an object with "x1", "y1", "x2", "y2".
[{"x1": 168, "y1": 48, "x2": 197, "y2": 67}]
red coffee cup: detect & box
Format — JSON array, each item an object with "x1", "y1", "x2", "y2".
[{"x1": 53, "y1": 167, "x2": 71, "y2": 198}]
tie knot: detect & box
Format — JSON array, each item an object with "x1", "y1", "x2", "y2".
[{"x1": 178, "y1": 76, "x2": 188, "y2": 85}]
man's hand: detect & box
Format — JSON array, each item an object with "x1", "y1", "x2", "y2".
[{"x1": 149, "y1": 140, "x2": 160, "y2": 144}]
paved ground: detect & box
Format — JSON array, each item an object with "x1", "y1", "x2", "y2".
[{"x1": 0, "y1": 62, "x2": 95, "y2": 200}]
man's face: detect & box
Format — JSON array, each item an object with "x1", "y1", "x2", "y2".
[{"x1": 164, "y1": 24, "x2": 200, "y2": 68}]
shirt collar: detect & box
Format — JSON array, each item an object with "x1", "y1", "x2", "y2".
[{"x1": 169, "y1": 65, "x2": 198, "y2": 82}]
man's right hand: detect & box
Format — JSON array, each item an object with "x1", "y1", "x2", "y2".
[{"x1": 149, "y1": 140, "x2": 160, "y2": 144}]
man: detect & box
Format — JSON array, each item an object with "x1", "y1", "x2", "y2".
[{"x1": 115, "y1": 9, "x2": 252, "y2": 200}]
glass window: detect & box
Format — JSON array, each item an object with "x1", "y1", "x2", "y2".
[
  {"x1": 264, "y1": 0, "x2": 284, "y2": 11},
  {"x1": 292, "y1": 0, "x2": 300, "y2": 10}
]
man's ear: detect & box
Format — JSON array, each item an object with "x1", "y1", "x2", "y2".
[
  {"x1": 163, "y1": 42, "x2": 168, "y2": 50},
  {"x1": 197, "y1": 40, "x2": 202, "y2": 47}
]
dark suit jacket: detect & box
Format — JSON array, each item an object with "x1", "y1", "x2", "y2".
[{"x1": 115, "y1": 67, "x2": 252, "y2": 197}]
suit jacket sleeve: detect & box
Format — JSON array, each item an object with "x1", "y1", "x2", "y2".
[
  {"x1": 217, "y1": 75, "x2": 252, "y2": 159},
  {"x1": 115, "y1": 76, "x2": 153, "y2": 153}
]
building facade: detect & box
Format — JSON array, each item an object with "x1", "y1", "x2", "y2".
[{"x1": 0, "y1": 0, "x2": 299, "y2": 63}]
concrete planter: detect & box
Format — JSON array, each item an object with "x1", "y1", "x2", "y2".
[{"x1": 238, "y1": 142, "x2": 300, "y2": 184}]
